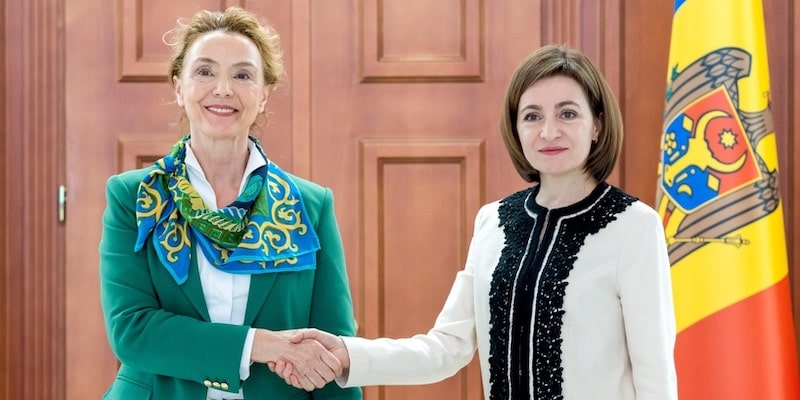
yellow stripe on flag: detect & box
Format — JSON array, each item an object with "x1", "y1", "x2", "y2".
[
  {"x1": 669, "y1": 1, "x2": 770, "y2": 102},
  {"x1": 670, "y1": 209, "x2": 788, "y2": 331}
]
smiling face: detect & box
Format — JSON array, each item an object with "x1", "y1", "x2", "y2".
[
  {"x1": 516, "y1": 75, "x2": 600, "y2": 182},
  {"x1": 173, "y1": 30, "x2": 269, "y2": 140}
]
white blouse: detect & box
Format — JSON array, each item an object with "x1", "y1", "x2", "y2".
[{"x1": 185, "y1": 141, "x2": 263, "y2": 400}]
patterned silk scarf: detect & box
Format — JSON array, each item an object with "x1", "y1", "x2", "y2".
[{"x1": 134, "y1": 135, "x2": 319, "y2": 284}]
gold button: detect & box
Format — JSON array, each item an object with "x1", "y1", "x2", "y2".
[
  {"x1": 212, "y1": 381, "x2": 221, "y2": 389},
  {"x1": 220, "y1": 382, "x2": 229, "y2": 391},
  {"x1": 203, "y1": 379, "x2": 212, "y2": 388}
]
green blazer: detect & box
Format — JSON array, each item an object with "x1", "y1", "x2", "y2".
[{"x1": 99, "y1": 166, "x2": 361, "y2": 399}]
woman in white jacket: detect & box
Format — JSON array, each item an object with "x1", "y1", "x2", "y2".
[{"x1": 274, "y1": 44, "x2": 678, "y2": 400}]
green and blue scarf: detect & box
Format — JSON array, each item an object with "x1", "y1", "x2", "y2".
[{"x1": 134, "y1": 135, "x2": 319, "y2": 285}]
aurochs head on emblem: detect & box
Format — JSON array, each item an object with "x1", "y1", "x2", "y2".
[{"x1": 661, "y1": 86, "x2": 762, "y2": 213}]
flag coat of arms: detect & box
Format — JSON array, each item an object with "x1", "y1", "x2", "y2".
[{"x1": 656, "y1": 0, "x2": 800, "y2": 398}]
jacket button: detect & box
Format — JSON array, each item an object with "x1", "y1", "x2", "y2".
[
  {"x1": 212, "y1": 381, "x2": 221, "y2": 389},
  {"x1": 203, "y1": 379, "x2": 212, "y2": 388},
  {"x1": 220, "y1": 382, "x2": 229, "y2": 390}
]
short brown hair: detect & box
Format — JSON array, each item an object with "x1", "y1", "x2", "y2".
[
  {"x1": 165, "y1": 7, "x2": 284, "y2": 87},
  {"x1": 500, "y1": 44, "x2": 623, "y2": 183}
]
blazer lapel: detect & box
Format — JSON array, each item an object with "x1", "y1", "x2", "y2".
[
  {"x1": 174, "y1": 245, "x2": 279, "y2": 324},
  {"x1": 179, "y1": 247, "x2": 211, "y2": 321},
  {"x1": 243, "y1": 272, "x2": 278, "y2": 325}
]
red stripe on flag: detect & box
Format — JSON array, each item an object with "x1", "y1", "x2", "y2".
[{"x1": 675, "y1": 276, "x2": 800, "y2": 399}]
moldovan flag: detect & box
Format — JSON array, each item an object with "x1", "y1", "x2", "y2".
[{"x1": 656, "y1": 0, "x2": 800, "y2": 398}]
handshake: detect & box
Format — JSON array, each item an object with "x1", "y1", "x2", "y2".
[{"x1": 253, "y1": 328, "x2": 350, "y2": 392}]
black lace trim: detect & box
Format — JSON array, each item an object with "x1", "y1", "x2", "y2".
[
  {"x1": 487, "y1": 183, "x2": 636, "y2": 400},
  {"x1": 488, "y1": 188, "x2": 534, "y2": 400}
]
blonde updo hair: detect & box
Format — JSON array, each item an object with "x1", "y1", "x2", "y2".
[{"x1": 165, "y1": 6, "x2": 284, "y2": 87}]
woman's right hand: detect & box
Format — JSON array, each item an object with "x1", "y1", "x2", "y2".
[
  {"x1": 250, "y1": 329, "x2": 342, "y2": 391},
  {"x1": 268, "y1": 328, "x2": 351, "y2": 390}
]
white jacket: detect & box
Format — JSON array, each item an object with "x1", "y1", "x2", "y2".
[{"x1": 340, "y1": 184, "x2": 678, "y2": 400}]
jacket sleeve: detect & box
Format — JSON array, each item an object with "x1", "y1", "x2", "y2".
[
  {"x1": 333, "y1": 201, "x2": 489, "y2": 387},
  {"x1": 618, "y1": 205, "x2": 678, "y2": 400},
  {"x1": 306, "y1": 187, "x2": 362, "y2": 399},
  {"x1": 99, "y1": 173, "x2": 249, "y2": 393},
  {"x1": 338, "y1": 267, "x2": 477, "y2": 387}
]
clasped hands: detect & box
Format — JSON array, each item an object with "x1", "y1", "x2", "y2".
[{"x1": 251, "y1": 328, "x2": 349, "y2": 391}]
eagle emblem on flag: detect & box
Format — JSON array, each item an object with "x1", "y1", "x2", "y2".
[{"x1": 657, "y1": 47, "x2": 781, "y2": 264}]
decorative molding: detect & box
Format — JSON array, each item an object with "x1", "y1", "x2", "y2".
[
  {"x1": 358, "y1": 136, "x2": 483, "y2": 399},
  {"x1": 541, "y1": 0, "x2": 578, "y2": 47},
  {"x1": 291, "y1": 0, "x2": 312, "y2": 178},
  {"x1": 117, "y1": 134, "x2": 180, "y2": 171},
  {"x1": 3, "y1": 0, "x2": 66, "y2": 398},
  {"x1": 0, "y1": 0, "x2": 7, "y2": 393},
  {"x1": 117, "y1": 0, "x2": 247, "y2": 82},
  {"x1": 539, "y1": 0, "x2": 622, "y2": 84},
  {"x1": 787, "y1": 0, "x2": 800, "y2": 347},
  {"x1": 359, "y1": 0, "x2": 484, "y2": 82},
  {"x1": 359, "y1": 137, "x2": 484, "y2": 329}
]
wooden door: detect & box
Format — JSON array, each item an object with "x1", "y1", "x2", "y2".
[
  {"x1": 63, "y1": 0, "x2": 536, "y2": 399},
  {"x1": 63, "y1": 1, "x2": 297, "y2": 398},
  {"x1": 308, "y1": 1, "x2": 538, "y2": 399}
]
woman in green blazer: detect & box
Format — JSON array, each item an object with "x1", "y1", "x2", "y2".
[{"x1": 99, "y1": 7, "x2": 360, "y2": 400}]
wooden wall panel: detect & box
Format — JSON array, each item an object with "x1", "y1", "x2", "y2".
[
  {"x1": 289, "y1": 0, "x2": 313, "y2": 178},
  {"x1": 620, "y1": 1, "x2": 672, "y2": 204},
  {"x1": 540, "y1": 0, "x2": 622, "y2": 96},
  {"x1": 3, "y1": 0, "x2": 66, "y2": 399},
  {"x1": 0, "y1": 0, "x2": 7, "y2": 397},
  {"x1": 360, "y1": 0, "x2": 483, "y2": 82},
  {"x1": 763, "y1": 0, "x2": 792, "y2": 327},
  {"x1": 762, "y1": 0, "x2": 799, "y2": 353},
  {"x1": 579, "y1": 0, "x2": 622, "y2": 115},
  {"x1": 788, "y1": 0, "x2": 800, "y2": 353},
  {"x1": 541, "y1": 0, "x2": 579, "y2": 46},
  {"x1": 118, "y1": 0, "x2": 246, "y2": 81},
  {"x1": 117, "y1": 135, "x2": 178, "y2": 171},
  {"x1": 360, "y1": 138, "x2": 484, "y2": 400}
]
